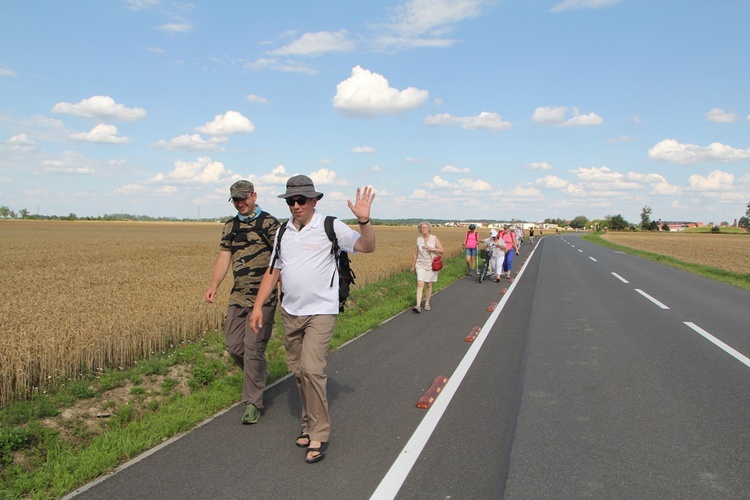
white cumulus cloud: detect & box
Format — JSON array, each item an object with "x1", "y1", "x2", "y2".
[
  {"x1": 525, "y1": 161, "x2": 553, "y2": 171},
  {"x1": 705, "y1": 108, "x2": 738, "y2": 123},
  {"x1": 310, "y1": 168, "x2": 348, "y2": 186},
  {"x1": 427, "y1": 175, "x2": 452, "y2": 188},
  {"x1": 536, "y1": 175, "x2": 571, "y2": 189},
  {"x1": 375, "y1": 0, "x2": 490, "y2": 51},
  {"x1": 531, "y1": 106, "x2": 603, "y2": 126},
  {"x1": 572, "y1": 166, "x2": 641, "y2": 190},
  {"x1": 245, "y1": 94, "x2": 269, "y2": 104},
  {"x1": 52, "y1": 96, "x2": 147, "y2": 121},
  {"x1": 626, "y1": 172, "x2": 681, "y2": 196},
  {"x1": 196, "y1": 111, "x2": 254, "y2": 135},
  {"x1": 351, "y1": 146, "x2": 377, "y2": 154},
  {"x1": 157, "y1": 23, "x2": 192, "y2": 34},
  {"x1": 550, "y1": 0, "x2": 622, "y2": 13},
  {"x1": 648, "y1": 139, "x2": 750, "y2": 164},
  {"x1": 687, "y1": 170, "x2": 735, "y2": 192},
  {"x1": 245, "y1": 58, "x2": 318, "y2": 76},
  {"x1": 151, "y1": 157, "x2": 236, "y2": 184},
  {"x1": 441, "y1": 165, "x2": 470, "y2": 173},
  {"x1": 456, "y1": 177, "x2": 492, "y2": 191},
  {"x1": 511, "y1": 186, "x2": 541, "y2": 197},
  {"x1": 424, "y1": 111, "x2": 511, "y2": 131},
  {"x1": 153, "y1": 134, "x2": 228, "y2": 151},
  {"x1": 251, "y1": 165, "x2": 290, "y2": 186},
  {"x1": 270, "y1": 30, "x2": 356, "y2": 57},
  {"x1": 333, "y1": 66, "x2": 429, "y2": 117},
  {"x1": 70, "y1": 124, "x2": 132, "y2": 144},
  {"x1": 5, "y1": 133, "x2": 36, "y2": 153}
]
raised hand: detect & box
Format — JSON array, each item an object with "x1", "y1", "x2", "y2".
[{"x1": 347, "y1": 186, "x2": 375, "y2": 222}]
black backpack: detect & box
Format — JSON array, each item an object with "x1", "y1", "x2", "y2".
[{"x1": 271, "y1": 215, "x2": 356, "y2": 312}]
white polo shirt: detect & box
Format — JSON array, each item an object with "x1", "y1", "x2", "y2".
[{"x1": 271, "y1": 210, "x2": 361, "y2": 316}]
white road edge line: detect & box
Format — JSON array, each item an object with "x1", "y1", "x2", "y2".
[
  {"x1": 589, "y1": 256, "x2": 597, "y2": 261},
  {"x1": 634, "y1": 288, "x2": 670, "y2": 309},
  {"x1": 684, "y1": 322, "x2": 750, "y2": 369},
  {"x1": 369, "y1": 243, "x2": 539, "y2": 500},
  {"x1": 611, "y1": 272, "x2": 629, "y2": 283}
]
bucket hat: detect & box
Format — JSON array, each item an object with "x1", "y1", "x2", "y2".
[{"x1": 277, "y1": 174, "x2": 324, "y2": 200}]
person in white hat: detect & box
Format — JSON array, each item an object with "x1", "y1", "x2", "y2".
[{"x1": 482, "y1": 229, "x2": 506, "y2": 282}]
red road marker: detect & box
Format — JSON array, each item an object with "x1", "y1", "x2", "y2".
[
  {"x1": 487, "y1": 302, "x2": 498, "y2": 312},
  {"x1": 465, "y1": 326, "x2": 481, "y2": 342},
  {"x1": 416, "y1": 375, "x2": 449, "y2": 409},
  {"x1": 499, "y1": 287, "x2": 508, "y2": 295}
]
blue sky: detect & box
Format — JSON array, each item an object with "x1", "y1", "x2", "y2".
[{"x1": 1, "y1": 0, "x2": 749, "y2": 224}]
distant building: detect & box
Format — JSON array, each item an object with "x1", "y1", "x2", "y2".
[{"x1": 658, "y1": 220, "x2": 704, "y2": 231}]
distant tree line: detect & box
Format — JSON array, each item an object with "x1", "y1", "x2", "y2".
[{"x1": 4, "y1": 203, "x2": 748, "y2": 231}]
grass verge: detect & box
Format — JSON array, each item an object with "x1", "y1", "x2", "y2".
[
  {"x1": 582, "y1": 232, "x2": 750, "y2": 291},
  {"x1": 0, "y1": 256, "x2": 466, "y2": 499}
]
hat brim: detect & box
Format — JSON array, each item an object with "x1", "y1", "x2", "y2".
[{"x1": 278, "y1": 191, "x2": 324, "y2": 200}]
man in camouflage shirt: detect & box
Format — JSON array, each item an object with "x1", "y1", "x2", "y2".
[{"x1": 205, "y1": 180, "x2": 280, "y2": 424}]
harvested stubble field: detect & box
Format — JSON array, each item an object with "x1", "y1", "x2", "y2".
[
  {"x1": 602, "y1": 231, "x2": 750, "y2": 274},
  {"x1": 0, "y1": 220, "x2": 467, "y2": 405}
]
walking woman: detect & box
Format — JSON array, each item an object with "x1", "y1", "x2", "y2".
[
  {"x1": 462, "y1": 224, "x2": 479, "y2": 275},
  {"x1": 410, "y1": 221, "x2": 444, "y2": 313},
  {"x1": 499, "y1": 224, "x2": 516, "y2": 279}
]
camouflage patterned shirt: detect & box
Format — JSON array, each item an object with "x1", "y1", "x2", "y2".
[{"x1": 219, "y1": 211, "x2": 280, "y2": 308}]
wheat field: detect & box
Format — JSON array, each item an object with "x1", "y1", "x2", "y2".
[
  {"x1": 602, "y1": 231, "x2": 750, "y2": 274},
  {"x1": 0, "y1": 220, "x2": 467, "y2": 405}
]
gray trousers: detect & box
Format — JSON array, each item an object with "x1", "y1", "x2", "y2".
[{"x1": 224, "y1": 302, "x2": 275, "y2": 409}]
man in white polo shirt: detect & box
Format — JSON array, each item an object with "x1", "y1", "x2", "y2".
[{"x1": 250, "y1": 174, "x2": 376, "y2": 464}]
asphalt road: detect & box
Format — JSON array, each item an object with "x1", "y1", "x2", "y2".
[{"x1": 67, "y1": 234, "x2": 750, "y2": 499}]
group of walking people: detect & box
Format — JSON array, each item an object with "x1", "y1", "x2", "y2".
[
  {"x1": 462, "y1": 224, "x2": 523, "y2": 282},
  {"x1": 206, "y1": 184, "x2": 536, "y2": 463},
  {"x1": 409, "y1": 222, "x2": 529, "y2": 313}
]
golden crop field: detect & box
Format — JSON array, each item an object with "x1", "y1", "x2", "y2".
[
  {"x1": 0, "y1": 220, "x2": 467, "y2": 405},
  {"x1": 602, "y1": 231, "x2": 750, "y2": 274}
]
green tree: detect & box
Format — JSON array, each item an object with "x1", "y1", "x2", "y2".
[
  {"x1": 640, "y1": 206, "x2": 652, "y2": 230},
  {"x1": 0, "y1": 206, "x2": 10, "y2": 218},
  {"x1": 19, "y1": 208, "x2": 29, "y2": 219},
  {"x1": 570, "y1": 215, "x2": 588, "y2": 229},
  {"x1": 738, "y1": 202, "x2": 750, "y2": 231},
  {"x1": 608, "y1": 214, "x2": 628, "y2": 231}
]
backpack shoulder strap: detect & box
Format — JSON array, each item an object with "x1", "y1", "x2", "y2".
[
  {"x1": 227, "y1": 216, "x2": 241, "y2": 254},
  {"x1": 324, "y1": 216, "x2": 338, "y2": 252},
  {"x1": 324, "y1": 216, "x2": 339, "y2": 287},
  {"x1": 269, "y1": 220, "x2": 289, "y2": 271},
  {"x1": 252, "y1": 211, "x2": 275, "y2": 251}
]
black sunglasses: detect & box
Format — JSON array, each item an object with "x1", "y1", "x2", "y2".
[{"x1": 285, "y1": 197, "x2": 310, "y2": 206}]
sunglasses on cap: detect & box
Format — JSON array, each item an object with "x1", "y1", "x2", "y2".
[{"x1": 285, "y1": 196, "x2": 311, "y2": 207}]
